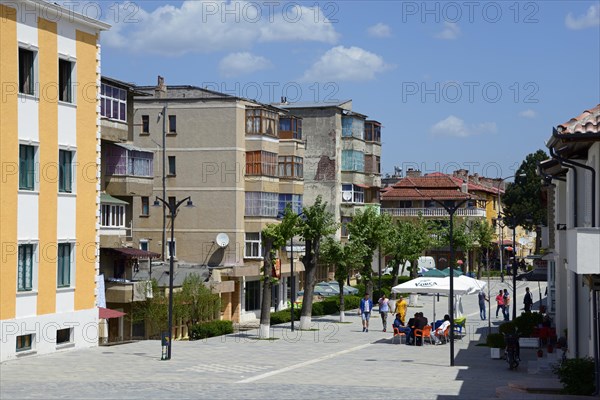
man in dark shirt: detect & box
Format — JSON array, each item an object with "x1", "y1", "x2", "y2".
[{"x1": 406, "y1": 313, "x2": 419, "y2": 345}]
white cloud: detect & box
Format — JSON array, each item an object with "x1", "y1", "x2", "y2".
[
  {"x1": 566, "y1": 5, "x2": 600, "y2": 30},
  {"x1": 435, "y1": 22, "x2": 461, "y2": 40},
  {"x1": 219, "y1": 52, "x2": 272, "y2": 77},
  {"x1": 430, "y1": 116, "x2": 497, "y2": 138},
  {"x1": 301, "y1": 46, "x2": 392, "y2": 82},
  {"x1": 367, "y1": 23, "x2": 392, "y2": 38},
  {"x1": 101, "y1": 1, "x2": 339, "y2": 56},
  {"x1": 518, "y1": 109, "x2": 537, "y2": 119}
]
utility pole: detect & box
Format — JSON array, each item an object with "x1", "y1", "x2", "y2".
[{"x1": 161, "y1": 104, "x2": 167, "y2": 261}]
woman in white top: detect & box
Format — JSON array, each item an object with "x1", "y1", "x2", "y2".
[{"x1": 378, "y1": 294, "x2": 390, "y2": 332}]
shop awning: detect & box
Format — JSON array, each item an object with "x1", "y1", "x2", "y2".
[
  {"x1": 111, "y1": 248, "x2": 161, "y2": 258},
  {"x1": 99, "y1": 307, "x2": 126, "y2": 319}
]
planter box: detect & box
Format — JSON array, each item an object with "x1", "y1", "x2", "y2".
[
  {"x1": 490, "y1": 347, "x2": 504, "y2": 359},
  {"x1": 519, "y1": 337, "x2": 539, "y2": 348}
]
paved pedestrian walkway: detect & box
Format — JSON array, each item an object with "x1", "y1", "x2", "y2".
[{"x1": 1, "y1": 279, "x2": 557, "y2": 399}]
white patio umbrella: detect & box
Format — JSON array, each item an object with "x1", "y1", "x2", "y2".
[{"x1": 392, "y1": 277, "x2": 474, "y2": 323}]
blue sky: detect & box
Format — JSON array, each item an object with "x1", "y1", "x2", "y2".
[{"x1": 86, "y1": 1, "x2": 599, "y2": 178}]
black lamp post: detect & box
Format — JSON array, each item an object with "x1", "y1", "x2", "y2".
[
  {"x1": 153, "y1": 196, "x2": 193, "y2": 360},
  {"x1": 432, "y1": 197, "x2": 469, "y2": 367}
]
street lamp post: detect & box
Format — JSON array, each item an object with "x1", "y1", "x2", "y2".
[
  {"x1": 432, "y1": 197, "x2": 469, "y2": 367},
  {"x1": 496, "y1": 174, "x2": 526, "y2": 313},
  {"x1": 153, "y1": 196, "x2": 194, "y2": 360}
]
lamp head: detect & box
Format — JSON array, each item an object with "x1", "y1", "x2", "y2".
[
  {"x1": 185, "y1": 198, "x2": 194, "y2": 208},
  {"x1": 153, "y1": 198, "x2": 160, "y2": 207}
]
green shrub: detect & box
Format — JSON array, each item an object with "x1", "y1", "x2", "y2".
[
  {"x1": 337, "y1": 295, "x2": 361, "y2": 311},
  {"x1": 189, "y1": 320, "x2": 233, "y2": 340},
  {"x1": 513, "y1": 312, "x2": 543, "y2": 337},
  {"x1": 552, "y1": 357, "x2": 595, "y2": 395},
  {"x1": 486, "y1": 333, "x2": 505, "y2": 348},
  {"x1": 499, "y1": 321, "x2": 516, "y2": 335}
]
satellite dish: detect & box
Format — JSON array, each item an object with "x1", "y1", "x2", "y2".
[
  {"x1": 342, "y1": 192, "x2": 352, "y2": 201},
  {"x1": 216, "y1": 233, "x2": 230, "y2": 248}
]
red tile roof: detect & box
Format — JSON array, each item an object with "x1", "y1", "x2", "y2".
[
  {"x1": 381, "y1": 175, "x2": 480, "y2": 201},
  {"x1": 557, "y1": 104, "x2": 600, "y2": 135}
]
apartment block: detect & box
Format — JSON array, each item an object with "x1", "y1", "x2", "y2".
[
  {"x1": 129, "y1": 78, "x2": 305, "y2": 323},
  {"x1": 275, "y1": 100, "x2": 382, "y2": 279},
  {"x1": 0, "y1": 1, "x2": 109, "y2": 361}
]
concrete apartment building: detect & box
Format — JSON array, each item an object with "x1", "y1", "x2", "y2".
[
  {"x1": 97, "y1": 76, "x2": 158, "y2": 343},
  {"x1": 539, "y1": 104, "x2": 600, "y2": 366},
  {"x1": 130, "y1": 78, "x2": 305, "y2": 323},
  {"x1": 0, "y1": 1, "x2": 108, "y2": 361},
  {"x1": 275, "y1": 101, "x2": 382, "y2": 278}
]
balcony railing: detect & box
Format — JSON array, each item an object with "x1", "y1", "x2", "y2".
[
  {"x1": 105, "y1": 280, "x2": 150, "y2": 303},
  {"x1": 381, "y1": 207, "x2": 486, "y2": 218}
]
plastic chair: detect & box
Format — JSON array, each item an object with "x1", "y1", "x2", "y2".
[
  {"x1": 413, "y1": 325, "x2": 433, "y2": 346},
  {"x1": 453, "y1": 317, "x2": 466, "y2": 337},
  {"x1": 392, "y1": 327, "x2": 406, "y2": 344}
]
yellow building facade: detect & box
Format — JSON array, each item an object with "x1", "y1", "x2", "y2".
[{"x1": 0, "y1": 1, "x2": 108, "y2": 362}]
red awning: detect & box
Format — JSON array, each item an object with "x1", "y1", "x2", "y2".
[
  {"x1": 111, "y1": 248, "x2": 160, "y2": 258},
  {"x1": 494, "y1": 239, "x2": 513, "y2": 245},
  {"x1": 354, "y1": 183, "x2": 370, "y2": 188},
  {"x1": 99, "y1": 307, "x2": 126, "y2": 319}
]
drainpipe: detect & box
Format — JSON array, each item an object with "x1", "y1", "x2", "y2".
[{"x1": 549, "y1": 146, "x2": 579, "y2": 358}]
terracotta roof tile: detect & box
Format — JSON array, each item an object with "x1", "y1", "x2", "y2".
[{"x1": 557, "y1": 104, "x2": 600, "y2": 135}]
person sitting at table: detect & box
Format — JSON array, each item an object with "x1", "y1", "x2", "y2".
[
  {"x1": 405, "y1": 313, "x2": 419, "y2": 345},
  {"x1": 431, "y1": 314, "x2": 451, "y2": 345},
  {"x1": 393, "y1": 313, "x2": 412, "y2": 339},
  {"x1": 412, "y1": 312, "x2": 429, "y2": 345}
]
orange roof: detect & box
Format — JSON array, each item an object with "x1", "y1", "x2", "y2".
[
  {"x1": 381, "y1": 175, "x2": 481, "y2": 201},
  {"x1": 557, "y1": 104, "x2": 600, "y2": 135}
]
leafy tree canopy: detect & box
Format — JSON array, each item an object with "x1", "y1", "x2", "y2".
[{"x1": 503, "y1": 149, "x2": 549, "y2": 229}]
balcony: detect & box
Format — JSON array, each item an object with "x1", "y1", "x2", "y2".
[
  {"x1": 105, "y1": 280, "x2": 150, "y2": 303},
  {"x1": 566, "y1": 227, "x2": 600, "y2": 274},
  {"x1": 381, "y1": 207, "x2": 487, "y2": 218},
  {"x1": 104, "y1": 143, "x2": 154, "y2": 196}
]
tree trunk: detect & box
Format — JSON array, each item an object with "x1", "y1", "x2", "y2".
[
  {"x1": 338, "y1": 278, "x2": 345, "y2": 323},
  {"x1": 300, "y1": 239, "x2": 317, "y2": 330},
  {"x1": 259, "y1": 239, "x2": 273, "y2": 339},
  {"x1": 366, "y1": 277, "x2": 373, "y2": 299},
  {"x1": 391, "y1": 261, "x2": 400, "y2": 300}
]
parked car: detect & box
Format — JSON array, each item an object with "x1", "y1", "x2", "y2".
[
  {"x1": 326, "y1": 281, "x2": 359, "y2": 295},
  {"x1": 297, "y1": 282, "x2": 340, "y2": 297}
]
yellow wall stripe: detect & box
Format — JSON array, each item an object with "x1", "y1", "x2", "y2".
[
  {"x1": 0, "y1": 4, "x2": 18, "y2": 320},
  {"x1": 36, "y1": 17, "x2": 58, "y2": 315},
  {"x1": 74, "y1": 30, "x2": 99, "y2": 311}
]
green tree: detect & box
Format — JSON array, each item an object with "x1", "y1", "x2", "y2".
[
  {"x1": 472, "y1": 220, "x2": 495, "y2": 278},
  {"x1": 385, "y1": 216, "x2": 434, "y2": 292},
  {"x1": 436, "y1": 219, "x2": 476, "y2": 272},
  {"x1": 320, "y1": 238, "x2": 367, "y2": 322},
  {"x1": 347, "y1": 207, "x2": 393, "y2": 298},
  {"x1": 298, "y1": 196, "x2": 337, "y2": 330},
  {"x1": 259, "y1": 205, "x2": 301, "y2": 338},
  {"x1": 503, "y1": 150, "x2": 549, "y2": 252}
]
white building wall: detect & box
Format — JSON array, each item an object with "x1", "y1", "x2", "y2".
[{"x1": 0, "y1": 308, "x2": 98, "y2": 362}]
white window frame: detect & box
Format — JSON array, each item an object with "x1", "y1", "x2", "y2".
[
  {"x1": 341, "y1": 184, "x2": 364, "y2": 204},
  {"x1": 17, "y1": 242, "x2": 37, "y2": 292},
  {"x1": 57, "y1": 242, "x2": 74, "y2": 288},
  {"x1": 58, "y1": 148, "x2": 75, "y2": 194},
  {"x1": 18, "y1": 44, "x2": 38, "y2": 98},
  {"x1": 19, "y1": 142, "x2": 39, "y2": 192},
  {"x1": 244, "y1": 232, "x2": 262, "y2": 259},
  {"x1": 100, "y1": 83, "x2": 127, "y2": 122},
  {"x1": 58, "y1": 56, "x2": 76, "y2": 104},
  {"x1": 100, "y1": 204, "x2": 126, "y2": 228},
  {"x1": 139, "y1": 239, "x2": 149, "y2": 252}
]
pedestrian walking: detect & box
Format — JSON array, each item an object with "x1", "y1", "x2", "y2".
[
  {"x1": 503, "y1": 289, "x2": 511, "y2": 321},
  {"x1": 395, "y1": 295, "x2": 408, "y2": 325},
  {"x1": 478, "y1": 290, "x2": 488, "y2": 320},
  {"x1": 495, "y1": 290, "x2": 505, "y2": 318},
  {"x1": 378, "y1": 294, "x2": 390, "y2": 332},
  {"x1": 524, "y1": 287, "x2": 533, "y2": 313},
  {"x1": 359, "y1": 293, "x2": 373, "y2": 332}
]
